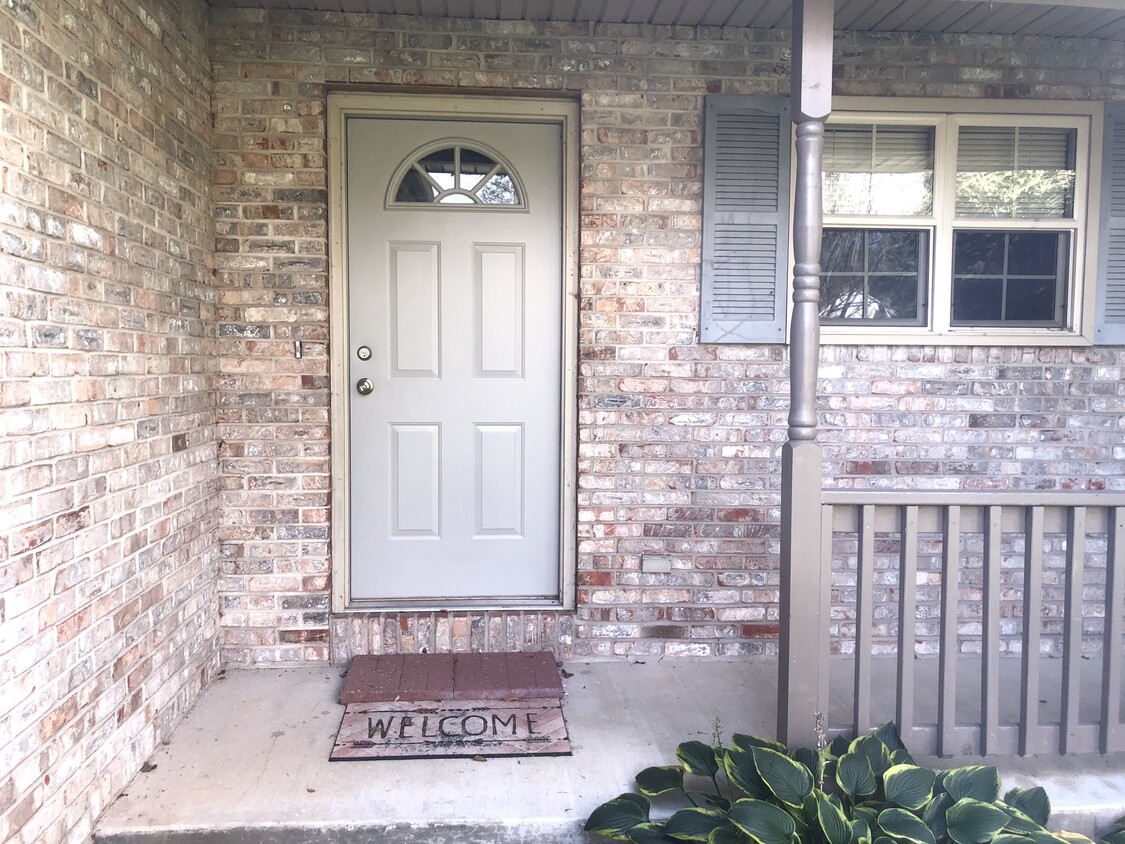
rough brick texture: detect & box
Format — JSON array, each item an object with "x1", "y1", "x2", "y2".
[
  {"x1": 0, "y1": 2, "x2": 217, "y2": 842},
  {"x1": 207, "y1": 11, "x2": 1124, "y2": 665}
]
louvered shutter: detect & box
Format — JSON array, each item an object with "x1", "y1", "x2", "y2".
[
  {"x1": 701, "y1": 96, "x2": 791, "y2": 344},
  {"x1": 1096, "y1": 104, "x2": 1125, "y2": 344}
]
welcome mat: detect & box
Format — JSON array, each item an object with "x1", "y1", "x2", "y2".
[
  {"x1": 331, "y1": 652, "x2": 571, "y2": 760},
  {"x1": 331, "y1": 698, "x2": 571, "y2": 760}
]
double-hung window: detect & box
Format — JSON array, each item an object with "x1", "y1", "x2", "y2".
[
  {"x1": 699, "y1": 96, "x2": 1125, "y2": 346},
  {"x1": 820, "y1": 105, "x2": 1089, "y2": 340}
]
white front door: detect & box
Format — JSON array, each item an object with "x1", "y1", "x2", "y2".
[{"x1": 344, "y1": 113, "x2": 564, "y2": 605}]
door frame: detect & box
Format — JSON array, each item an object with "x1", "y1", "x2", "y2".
[{"x1": 327, "y1": 91, "x2": 580, "y2": 613}]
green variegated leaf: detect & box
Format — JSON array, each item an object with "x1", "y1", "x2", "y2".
[
  {"x1": 664, "y1": 808, "x2": 734, "y2": 842},
  {"x1": 733, "y1": 733, "x2": 788, "y2": 753},
  {"x1": 994, "y1": 801, "x2": 1046, "y2": 834},
  {"x1": 852, "y1": 818, "x2": 872, "y2": 844},
  {"x1": 1103, "y1": 833, "x2": 1125, "y2": 844},
  {"x1": 828, "y1": 735, "x2": 853, "y2": 759},
  {"x1": 628, "y1": 822, "x2": 673, "y2": 844},
  {"x1": 877, "y1": 808, "x2": 937, "y2": 844},
  {"x1": 1003, "y1": 787, "x2": 1051, "y2": 827},
  {"x1": 710, "y1": 827, "x2": 749, "y2": 844},
  {"x1": 853, "y1": 806, "x2": 879, "y2": 827},
  {"x1": 873, "y1": 722, "x2": 908, "y2": 754},
  {"x1": 883, "y1": 765, "x2": 936, "y2": 811},
  {"x1": 678, "y1": 741, "x2": 721, "y2": 778},
  {"x1": 815, "y1": 790, "x2": 852, "y2": 844},
  {"x1": 923, "y1": 792, "x2": 952, "y2": 841},
  {"x1": 1053, "y1": 833, "x2": 1096, "y2": 844},
  {"x1": 586, "y1": 793, "x2": 652, "y2": 839},
  {"x1": 728, "y1": 798, "x2": 798, "y2": 844},
  {"x1": 890, "y1": 749, "x2": 917, "y2": 767},
  {"x1": 1018, "y1": 829, "x2": 1070, "y2": 844},
  {"x1": 794, "y1": 746, "x2": 825, "y2": 784},
  {"x1": 851, "y1": 735, "x2": 891, "y2": 777},
  {"x1": 837, "y1": 753, "x2": 878, "y2": 799},
  {"x1": 946, "y1": 798, "x2": 1010, "y2": 844},
  {"x1": 724, "y1": 747, "x2": 770, "y2": 800},
  {"x1": 943, "y1": 767, "x2": 1001, "y2": 804},
  {"x1": 752, "y1": 746, "x2": 815, "y2": 809},
  {"x1": 637, "y1": 766, "x2": 686, "y2": 797},
  {"x1": 703, "y1": 793, "x2": 732, "y2": 811}
]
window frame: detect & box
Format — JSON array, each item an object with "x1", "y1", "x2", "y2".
[{"x1": 807, "y1": 98, "x2": 1102, "y2": 346}]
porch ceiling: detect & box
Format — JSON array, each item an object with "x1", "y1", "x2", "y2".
[{"x1": 206, "y1": 0, "x2": 1125, "y2": 41}]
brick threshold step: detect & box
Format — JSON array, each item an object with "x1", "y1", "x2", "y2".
[{"x1": 338, "y1": 651, "x2": 565, "y2": 704}]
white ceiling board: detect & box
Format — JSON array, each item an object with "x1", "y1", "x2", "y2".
[
  {"x1": 205, "y1": 0, "x2": 1125, "y2": 40},
  {"x1": 843, "y1": 0, "x2": 914, "y2": 31},
  {"x1": 704, "y1": 0, "x2": 745, "y2": 26},
  {"x1": 742, "y1": 0, "x2": 792, "y2": 28},
  {"x1": 651, "y1": 0, "x2": 682, "y2": 25},
  {"x1": 527, "y1": 0, "x2": 555, "y2": 18},
  {"x1": 673, "y1": 0, "x2": 711, "y2": 25},
  {"x1": 949, "y1": 1, "x2": 1025, "y2": 32},
  {"x1": 623, "y1": 0, "x2": 660, "y2": 23},
  {"x1": 598, "y1": 0, "x2": 632, "y2": 22},
  {"x1": 964, "y1": 4, "x2": 1043, "y2": 34},
  {"x1": 1009, "y1": 4, "x2": 1084, "y2": 33},
  {"x1": 552, "y1": 0, "x2": 579, "y2": 20},
  {"x1": 1037, "y1": 6, "x2": 1109, "y2": 36},
  {"x1": 891, "y1": 0, "x2": 981, "y2": 33}
]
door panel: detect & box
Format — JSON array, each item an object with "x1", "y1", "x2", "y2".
[{"x1": 346, "y1": 116, "x2": 563, "y2": 603}]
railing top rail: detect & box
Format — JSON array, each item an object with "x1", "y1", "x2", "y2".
[{"x1": 821, "y1": 490, "x2": 1125, "y2": 507}]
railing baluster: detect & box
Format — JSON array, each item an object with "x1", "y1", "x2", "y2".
[
  {"x1": 897, "y1": 505, "x2": 918, "y2": 743},
  {"x1": 820, "y1": 504, "x2": 834, "y2": 713},
  {"x1": 1060, "y1": 507, "x2": 1086, "y2": 753},
  {"x1": 981, "y1": 505, "x2": 1002, "y2": 755},
  {"x1": 1102, "y1": 506, "x2": 1124, "y2": 753},
  {"x1": 820, "y1": 491, "x2": 1124, "y2": 759},
  {"x1": 938, "y1": 505, "x2": 960, "y2": 757},
  {"x1": 854, "y1": 504, "x2": 875, "y2": 735},
  {"x1": 1020, "y1": 505, "x2": 1045, "y2": 756}
]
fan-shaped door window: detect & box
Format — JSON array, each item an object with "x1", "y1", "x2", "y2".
[{"x1": 389, "y1": 141, "x2": 525, "y2": 208}]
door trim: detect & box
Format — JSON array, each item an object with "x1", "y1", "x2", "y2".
[{"x1": 327, "y1": 92, "x2": 580, "y2": 613}]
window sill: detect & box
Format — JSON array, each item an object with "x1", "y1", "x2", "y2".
[{"x1": 817, "y1": 327, "x2": 1093, "y2": 347}]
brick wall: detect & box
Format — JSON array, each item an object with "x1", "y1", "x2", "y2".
[
  {"x1": 208, "y1": 9, "x2": 1125, "y2": 665},
  {"x1": 0, "y1": 1, "x2": 217, "y2": 842}
]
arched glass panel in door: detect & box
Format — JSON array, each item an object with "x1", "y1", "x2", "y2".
[{"x1": 388, "y1": 140, "x2": 525, "y2": 208}]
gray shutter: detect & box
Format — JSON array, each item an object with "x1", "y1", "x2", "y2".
[
  {"x1": 701, "y1": 96, "x2": 791, "y2": 344},
  {"x1": 1096, "y1": 103, "x2": 1125, "y2": 344}
]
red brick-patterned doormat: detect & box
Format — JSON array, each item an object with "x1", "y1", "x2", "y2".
[{"x1": 331, "y1": 652, "x2": 571, "y2": 761}]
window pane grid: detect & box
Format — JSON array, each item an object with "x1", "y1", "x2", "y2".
[
  {"x1": 820, "y1": 228, "x2": 928, "y2": 325},
  {"x1": 951, "y1": 230, "x2": 1068, "y2": 326}
]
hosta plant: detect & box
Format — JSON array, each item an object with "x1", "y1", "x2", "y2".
[{"x1": 584, "y1": 722, "x2": 1124, "y2": 844}]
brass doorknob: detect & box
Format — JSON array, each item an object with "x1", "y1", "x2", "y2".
[{"x1": 356, "y1": 377, "x2": 374, "y2": 395}]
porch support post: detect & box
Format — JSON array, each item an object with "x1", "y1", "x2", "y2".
[{"x1": 777, "y1": 0, "x2": 833, "y2": 749}]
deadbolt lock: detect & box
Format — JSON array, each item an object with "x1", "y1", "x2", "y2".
[
  {"x1": 356, "y1": 377, "x2": 374, "y2": 395},
  {"x1": 356, "y1": 345, "x2": 372, "y2": 361}
]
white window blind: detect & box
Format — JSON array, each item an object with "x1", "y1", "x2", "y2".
[{"x1": 956, "y1": 126, "x2": 1076, "y2": 218}]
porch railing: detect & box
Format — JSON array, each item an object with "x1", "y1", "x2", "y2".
[{"x1": 819, "y1": 492, "x2": 1124, "y2": 756}]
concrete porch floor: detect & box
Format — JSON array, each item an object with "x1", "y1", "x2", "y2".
[{"x1": 95, "y1": 660, "x2": 1125, "y2": 843}]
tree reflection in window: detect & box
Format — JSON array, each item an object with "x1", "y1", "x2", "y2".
[{"x1": 392, "y1": 143, "x2": 522, "y2": 207}]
